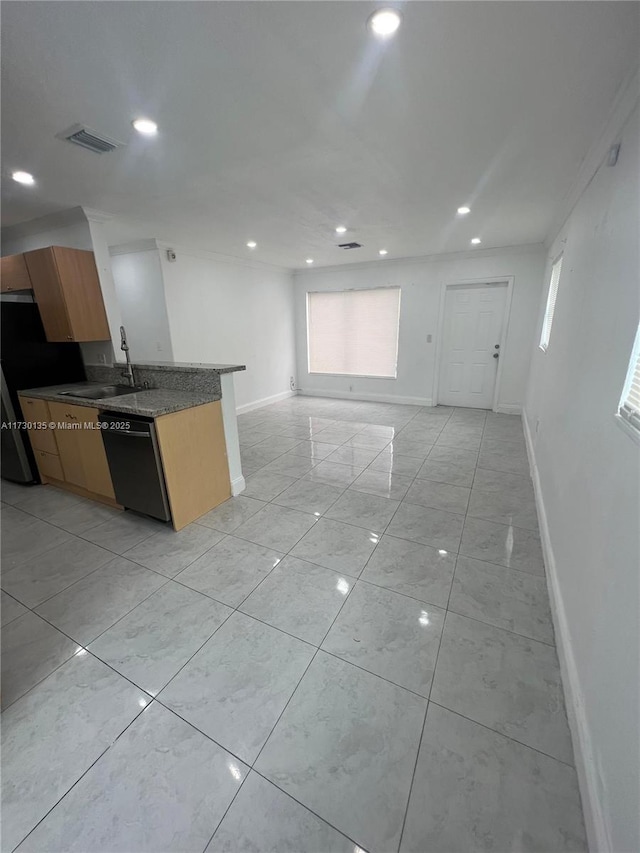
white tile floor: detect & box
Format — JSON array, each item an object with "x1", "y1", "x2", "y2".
[{"x1": 1, "y1": 396, "x2": 587, "y2": 852}]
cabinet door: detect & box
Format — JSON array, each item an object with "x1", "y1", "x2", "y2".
[
  {"x1": 19, "y1": 396, "x2": 59, "y2": 454},
  {"x1": 24, "y1": 248, "x2": 74, "y2": 341},
  {"x1": 24, "y1": 247, "x2": 110, "y2": 343},
  {"x1": 51, "y1": 248, "x2": 110, "y2": 342},
  {"x1": 77, "y1": 408, "x2": 115, "y2": 499},
  {"x1": 0, "y1": 254, "x2": 32, "y2": 292},
  {"x1": 47, "y1": 401, "x2": 87, "y2": 488}
]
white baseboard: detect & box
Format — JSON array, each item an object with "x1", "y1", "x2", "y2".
[
  {"x1": 495, "y1": 403, "x2": 522, "y2": 415},
  {"x1": 230, "y1": 475, "x2": 246, "y2": 496},
  {"x1": 236, "y1": 389, "x2": 297, "y2": 415},
  {"x1": 298, "y1": 388, "x2": 432, "y2": 407},
  {"x1": 522, "y1": 410, "x2": 606, "y2": 853}
]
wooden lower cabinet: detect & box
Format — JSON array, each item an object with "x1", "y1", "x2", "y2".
[
  {"x1": 20, "y1": 395, "x2": 116, "y2": 502},
  {"x1": 155, "y1": 401, "x2": 230, "y2": 530},
  {"x1": 47, "y1": 401, "x2": 115, "y2": 499},
  {"x1": 19, "y1": 395, "x2": 231, "y2": 529}
]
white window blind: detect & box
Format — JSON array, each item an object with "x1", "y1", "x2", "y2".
[
  {"x1": 540, "y1": 254, "x2": 563, "y2": 351},
  {"x1": 619, "y1": 324, "x2": 640, "y2": 432},
  {"x1": 307, "y1": 288, "x2": 401, "y2": 378}
]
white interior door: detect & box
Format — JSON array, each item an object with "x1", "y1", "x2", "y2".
[{"x1": 438, "y1": 283, "x2": 508, "y2": 409}]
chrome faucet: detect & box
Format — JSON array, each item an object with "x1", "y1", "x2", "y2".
[{"x1": 120, "y1": 326, "x2": 136, "y2": 388}]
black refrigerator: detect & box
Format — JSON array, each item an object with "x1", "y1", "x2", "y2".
[{"x1": 1, "y1": 299, "x2": 86, "y2": 484}]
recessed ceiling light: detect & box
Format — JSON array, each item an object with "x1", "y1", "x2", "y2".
[
  {"x1": 471, "y1": 237, "x2": 482, "y2": 245},
  {"x1": 368, "y1": 8, "x2": 402, "y2": 37},
  {"x1": 306, "y1": 258, "x2": 314, "y2": 265},
  {"x1": 132, "y1": 118, "x2": 158, "y2": 135},
  {"x1": 457, "y1": 206, "x2": 471, "y2": 215},
  {"x1": 335, "y1": 225, "x2": 347, "y2": 234},
  {"x1": 11, "y1": 170, "x2": 35, "y2": 185},
  {"x1": 246, "y1": 241, "x2": 257, "y2": 249},
  {"x1": 379, "y1": 249, "x2": 388, "y2": 256}
]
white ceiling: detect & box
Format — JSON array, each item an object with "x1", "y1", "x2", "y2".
[{"x1": 2, "y1": 2, "x2": 638, "y2": 268}]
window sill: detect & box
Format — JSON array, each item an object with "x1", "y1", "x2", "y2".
[{"x1": 613, "y1": 413, "x2": 640, "y2": 446}]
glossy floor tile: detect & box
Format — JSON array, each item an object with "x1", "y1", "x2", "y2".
[
  {"x1": 2, "y1": 652, "x2": 145, "y2": 851},
  {"x1": 290, "y1": 517, "x2": 379, "y2": 577},
  {"x1": 176, "y1": 534, "x2": 283, "y2": 607},
  {"x1": 386, "y1": 501, "x2": 465, "y2": 551},
  {"x1": 17, "y1": 702, "x2": 247, "y2": 853},
  {"x1": 197, "y1": 495, "x2": 266, "y2": 532},
  {"x1": 322, "y1": 581, "x2": 445, "y2": 696},
  {"x1": 233, "y1": 503, "x2": 318, "y2": 552},
  {"x1": 207, "y1": 770, "x2": 357, "y2": 853},
  {"x1": 1, "y1": 536, "x2": 114, "y2": 608},
  {"x1": 450, "y1": 554, "x2": 554, "y2": 643},
  {"x1": 460, "y1": 516, "x2": 545, "y2": 574},
  {"x1": 361, "y1": 534, "x2": 456, "y2": 607},
  {"x1": 400, "y1": 703, "x2": 586, "y2": 852},
  {"x1": 1, "y1": 590, "x2": 28, "y2": 626},
  {"x1": 240, "y1": 555, "x2": 352, "y2": 644},
  {"x1": 324, "y1": 489, "x2": 399, "y2": 533},
  {"x1": 89, "y1": 582, "x2": 232, "y2": 694},
  {"x1": 1, "y1": 610, "x2": 79, "y2": 709},
  {"x1": 431, "y1": 611, "x2": 573, "y2": 762},
  {"x1": 123, "y1": 523, "x2": 225, "y2": 577},
  {"x1": 272, "y1": 478, "x2": 344, "y2": 516},
  {"x1": 36, "y1": 556, "x2": 166, "y2": 646},
  {"x1": 256, "y1": 651, "x2": 426, "y2": 853},
  {"x1": 160, "y1": 612, "x2": 314, "y2": 763},
  {"x1": 2, "y1": 396, "x2": 585, "y2": 852}
]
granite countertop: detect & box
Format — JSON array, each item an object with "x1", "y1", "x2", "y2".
[
  {"x1": 131, "y1": 361, "x2": 246, "y2": 374},
  {"x1": 19, "y1": 383, "x2": 221, "y2": 418}
]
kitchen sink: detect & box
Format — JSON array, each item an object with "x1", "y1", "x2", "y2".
[{"x1": 59, "y1": 384, "x2": 145, "y2": 400}]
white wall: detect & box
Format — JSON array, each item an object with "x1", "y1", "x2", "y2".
[
  {"x1": 110, "y1": 246, "x2": 174, "y2": 363},
  {"x1": 158, "y1": 245, "x2": 296, "y2": 411},
  {"x1": 294, "y1": 246, "x2": 545, "y2": 410},
  {"x1": 524, "y1": 104, "x2": 639, "y2": 853}
]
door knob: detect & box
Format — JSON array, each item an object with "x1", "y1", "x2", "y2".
[{"x1": 493, "y1": 353, "x2": 499, "y2": 359}]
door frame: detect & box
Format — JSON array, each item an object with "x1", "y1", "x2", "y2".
[{"x1": 432, "y1": 276, "x2": 514, "y2": 411}]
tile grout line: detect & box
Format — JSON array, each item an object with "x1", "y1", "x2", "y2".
[{"x1": 4, "y1": 400, "x2": 553, "y2": 852}]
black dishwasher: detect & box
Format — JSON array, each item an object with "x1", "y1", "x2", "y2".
[{"x1": 101, "y1": 413, "x2": 171, "y2": 522}]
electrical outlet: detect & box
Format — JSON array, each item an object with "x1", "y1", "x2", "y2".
[
  {"x1": 97, "y1": 353, "x2": 106, "y2": 365},
  {"x1": 349, "y1": 384, "x2": 353, "y2": 392},
  {"x1": 290, "y1": 376, "x2": 295, "y2": 390}
]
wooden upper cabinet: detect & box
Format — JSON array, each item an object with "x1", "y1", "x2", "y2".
[
  {"x1": 0, "y1": 253, "x2": 32, "y2": 292},
  {"x1": 24, "y1": 246, "x2": 110, "y2": 342}
]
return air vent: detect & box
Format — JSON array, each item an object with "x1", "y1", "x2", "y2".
[
  {"x1": 338, "y1": 242, "x2": 362, "y2": 249},
  {"x1": 57, "y1": 124, "x2": 124, "y2": 154}
]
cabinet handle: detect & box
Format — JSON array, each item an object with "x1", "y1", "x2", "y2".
[{"x1": 67, "y1": 335, "x2": 73, "y2": 340}]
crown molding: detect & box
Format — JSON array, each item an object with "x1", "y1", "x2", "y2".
[
  {"x1": 109, "y1": 239, "x2": 160, "y2": 257},
  {"x1": 0, "y1": 205, "x2": 88, "y2": 241},
  {"x1": 546, "y1": 66, "x2": 640, "y2": 247},
  {"x1": 82, "y1": 207, "x2": 114, "y2": 224},
  {"x1": 154, "y1": 240, "x2": 290, "y2": 274},
  {"x1": 293, "y1": 242, "x2": 545, "y2": 276}
]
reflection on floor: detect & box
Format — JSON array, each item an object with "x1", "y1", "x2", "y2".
[{"x1": 1, "y1": 395, "x2": 586, "y2": 852}]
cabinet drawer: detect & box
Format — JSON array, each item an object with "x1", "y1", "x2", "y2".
[
  {"x1": 19, "y1": 397, "x2": 59, "y2": 454},
  {"x1": 35, "y1": 450, "x2": 64, "y2": 481},
  {"x1": 27, "y1": 425, "x2": 59, "y2": 455},
  {"x1": 19, "y1": 395, "x2": 51, "y2": 423}
]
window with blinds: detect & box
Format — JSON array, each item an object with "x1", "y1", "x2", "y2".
[
  {"x1": 619, "y1": 324, "x2": 640, "y2": 433},
  {"x1": 307, "y1": 287, "x2": 401, "y2": 378},
  {"x1": 539, "y1": 254, "x2": 563, "y2": 351}
]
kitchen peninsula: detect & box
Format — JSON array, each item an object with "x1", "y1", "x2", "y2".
[{"x1": 19, "y1": 361, "x2": 246, "y2": 530}]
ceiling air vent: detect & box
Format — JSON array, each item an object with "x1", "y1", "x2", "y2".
[
  {"x1": 338, "y1": 242, "x2": 362, "y2": 249},
  {"x1": 57, "y1": 124, "x2": 124, "y2": 154}
]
